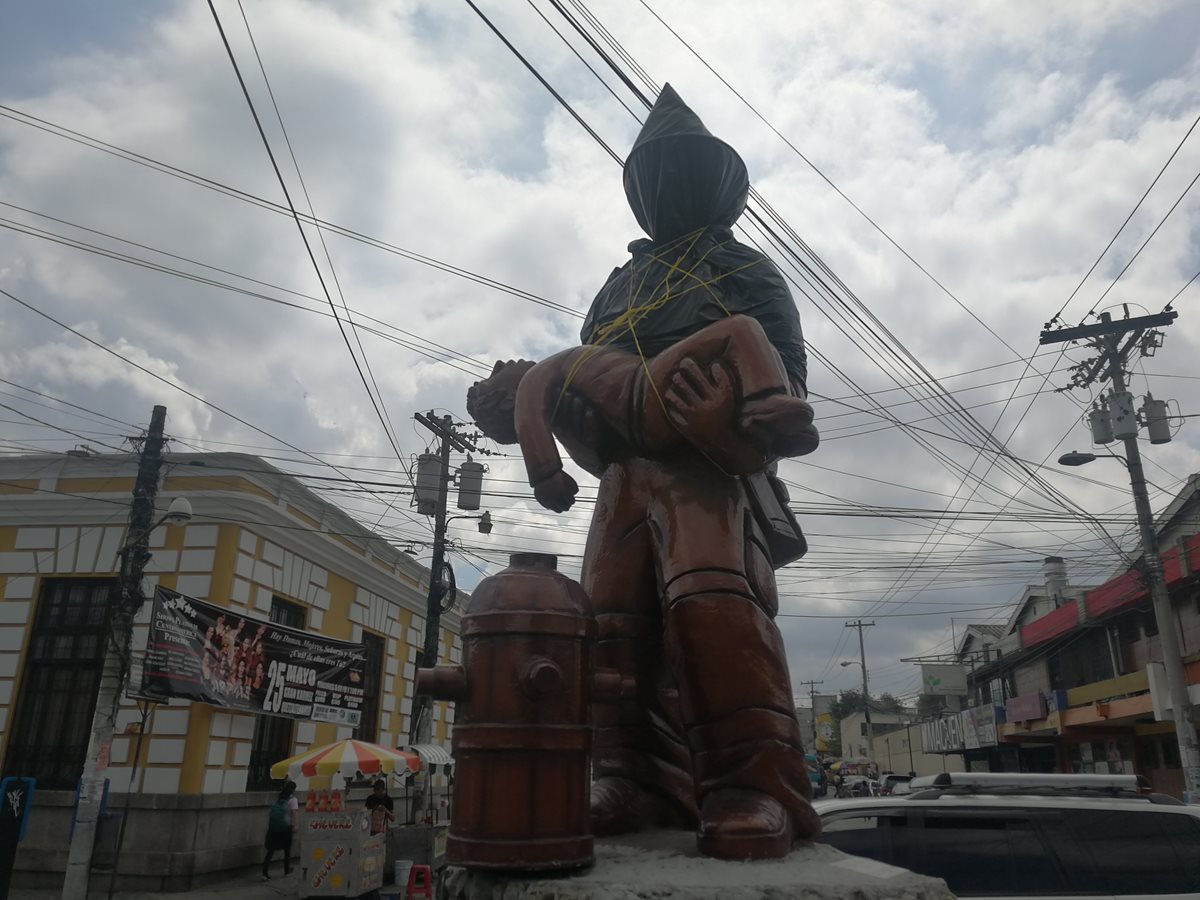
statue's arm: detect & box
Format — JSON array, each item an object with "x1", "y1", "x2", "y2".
[{"x1": 514, "y1": 355, "x2": 569, "y2": 487}]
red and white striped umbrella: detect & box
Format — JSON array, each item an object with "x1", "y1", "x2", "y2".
[{"x1": 271, "y1": 739, "x2": 421, "y2": 781}]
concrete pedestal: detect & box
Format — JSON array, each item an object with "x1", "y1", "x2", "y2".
[{"x1": 442, "y1": 831, "x2": 953, "y2": 900}]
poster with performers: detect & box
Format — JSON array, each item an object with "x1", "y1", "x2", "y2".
[{"x1": 141, "y1": 587, "x2": 367, "y2": 726}]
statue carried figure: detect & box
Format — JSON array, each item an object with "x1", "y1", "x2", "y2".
[
  {"x1": 468, "y1": 313, "x2": 818, "y2": 512},
  {"x1": 467, "y1": 84, "x2": 822, "y2": 861}
]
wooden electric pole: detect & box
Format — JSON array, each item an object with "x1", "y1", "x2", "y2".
[
  {"x1": 1041, "y1": 307, "x2": 1199, "y2": 800},
  {"x1": 63, "y1": 405, "x2": 168, "y2": 900},
  {"x1": 845, "y1": 620, "x2": 876, "y2": 763},
  {"x1": 796, "y1": 680, "x2": 823, "y2": 753}
]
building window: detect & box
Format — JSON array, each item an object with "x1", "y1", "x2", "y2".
[
  {"x1": 4, "y1": 579, "x2": 115, "y2": 790},
  {"x1": 247, "y1": 597, "x2": 305, "y2": 790},
  {"x1": 1143, "y1": 610, "x2": 1160, "y2": 638},
  {"x1": 355, "y1": 632, "x2": 384, "y2": 744}
]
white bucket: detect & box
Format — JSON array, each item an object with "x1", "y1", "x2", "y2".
[{"x1": 394, "y1": 859, "x2": 414, "y2": 890}]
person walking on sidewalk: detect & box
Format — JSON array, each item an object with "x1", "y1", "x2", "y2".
[{"x1": 262, "y1": 781, "x2": 298, "y2": 880}]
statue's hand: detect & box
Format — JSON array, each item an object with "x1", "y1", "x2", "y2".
[
  {"x1": 664, "y1": 357, "x2": 772, "y2": 475},
  {"x1": 664, "y1": 358, "x2": 735, "y2": 432},
  {"x1": 533, "y1": 469, "x2": 578, "y2": 513},
  {"x1": 556, "y1": 391, "x2": 599, "y2": 448}
]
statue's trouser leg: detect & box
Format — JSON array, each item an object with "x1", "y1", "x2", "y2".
[
  {"x1": 662, "y1": 570, "x2": 820, "y2": 858},
  {"x1": 591, "y1": 610, "x2": 697, "y2": 833},
  {"x1": 650, "y1": 464, "x2": 818, "y2": 859},
  {"x1": 584, "y1": 465, "x2": 697, "y2": 834}
]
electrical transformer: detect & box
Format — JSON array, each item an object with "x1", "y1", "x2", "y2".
[
  {"x1": 1108, "y1": 390, "x2": 1138, "y2": 441},
  {"x1": 456, "y1": 459, "x2": 485, "y2": 510},
  {"x1": 1142, "y1": 394, "x2": 1172, "y2": 444},
  {"x1": 1089, "y1": 400, "x2": 1114, "y2": 445},
  {"x1": 414, "y1": 453, "x2": 441, "y2": 516}
]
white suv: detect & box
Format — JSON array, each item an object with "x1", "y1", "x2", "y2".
[{"x1": 814, "y1": 772, "x2": 1200, "y2": 899}]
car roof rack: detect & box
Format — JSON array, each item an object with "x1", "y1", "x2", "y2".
[{"x1": 906, "y1": 771, "x2": 1162, "y2": 801}]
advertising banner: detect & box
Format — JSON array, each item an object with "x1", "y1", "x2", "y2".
[
  {"x1": 1005, "y1": 692, "x2": 1047, "y2": 723},
  {"x1": 920, "y1": 664, "x2": 968, "y2": 696},
  {"x1": 920, "y1": 714, "x2": 964, "y2": 754},
  {"x1": 960, "y1": 705, "x2": 999, "y2": 750},
  {"x1": 922, "y1": 705, "x2": 1002, "y2": 754},
  {"x1": 813, "y1": 693, "x2": 837, "y2": 753},
  {"x1": 141, "y1": 587, "x2": 367, "y2": 725}
]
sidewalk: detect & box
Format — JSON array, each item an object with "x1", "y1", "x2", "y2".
[{"x1": 11, "y1": 870, "x2": 306, "y2": 900}]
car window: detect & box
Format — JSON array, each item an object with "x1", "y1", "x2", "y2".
[
  {"x1": 890, "y1": 811, "x2": 1067, "y2": 897},
  {"x1": 1063, "y1": 809, "x2": 1200, "y2": 895},
  {"x1": 819, "y1": 810, "x2": 908, "y2": 867}
]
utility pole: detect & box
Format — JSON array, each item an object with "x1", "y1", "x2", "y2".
[
  {"x1": 796, "y1": 680, "x2": 823, "y2": 753},
  {"x1": 846, "y1": 620, "x2": 876, "y2": 764},
  {"x1": 410, "y1": 412, "x2": 485, "y2": 744},
  {"x1": 1042, "y1": 307, "x2": 1200, "y2": 801},
  {"x1": 63, "y1": 405, "x2": 168, "y2": 900},
  {"x1": 409, "y1": 412, "x2": 486, "y2": 819}
]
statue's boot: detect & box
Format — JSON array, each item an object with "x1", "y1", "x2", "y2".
[
  {"x1": 591, "y1": 613, "x2": 697, "y2": 835},
  {"x1": 664, "y1": 573, "x2": 820, "y2": 859}
]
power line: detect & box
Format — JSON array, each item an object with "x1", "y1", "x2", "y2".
[
  {"x1": 207, "y1": 0, "x2": 410, "y2": 472},
  {"x1": 0, "y1": 105, "x2": 584, "y2": 319}
]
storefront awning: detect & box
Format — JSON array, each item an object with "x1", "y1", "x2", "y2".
[{"x1": 402, "y1": 743, "x2": 455, "y2": 767}]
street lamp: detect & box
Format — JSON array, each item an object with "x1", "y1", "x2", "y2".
[
  {"x1": 1057, "y1": 448, "x2": 1200, "y2": 800},
  {"x1": 160, "y1": 496, "x2": 194, "y2": 527},
  {"x1": 446, "y1": 510, "x2": 492, "y2": 535},
  {"x1": 115, "y1": 497, "x2": 193, "y2": 612},
  {"x1": 1057, "y1": 450, "x2": 1125, "y2": 467}
]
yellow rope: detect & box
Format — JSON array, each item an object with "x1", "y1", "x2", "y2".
[{"x1": 549, "y1": 229, "x2": 767, "y2": 429}]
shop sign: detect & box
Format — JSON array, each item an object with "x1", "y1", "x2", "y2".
[
  {"x1": 813, "y1": 693, "x2": 837, "y2": 752},
  {"x1": 1006, "y1": 692, "x2": 1047, "y2": 723},
  {"x1": 921, "y1": 664, "x2": 969, "y2": 696},
  {"x1": 921, "y1": 715, "x2": 964, "y2": 753},
  {"x1": 921, "y1": 705, "x2": 1001, "y2": 753},
  {"x1": 960, "y1": 705, "x2": 999, "y2": 750},
  {"x1": 141, "y1": 587, "x2": 367, "y2": 725}
]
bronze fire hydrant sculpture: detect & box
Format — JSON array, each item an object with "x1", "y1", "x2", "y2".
[{"x1": 415, "y1": 552, "x2": 629, "y2": 871}]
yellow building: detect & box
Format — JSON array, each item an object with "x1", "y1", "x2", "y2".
[{"x1": 0, "y1": 451, "x2": 462, "y2": 889}]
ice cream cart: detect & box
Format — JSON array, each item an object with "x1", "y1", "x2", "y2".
[
  {"x1": 272, "y1": 739, "x2": 422, "y2": 898},
  {"x1": 299, "y1": 791, "x2": 384, "y2": 897}
]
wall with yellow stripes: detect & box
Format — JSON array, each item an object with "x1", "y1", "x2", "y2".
[{"x1": 0, "y1": 454, "x2": 463, "y2": 795}]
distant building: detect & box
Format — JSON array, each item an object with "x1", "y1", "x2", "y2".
[
  {"x1": 922, "y1": 475, "x2": 1200, "y2": 797},
  {"x1": 837, "y1": 707, "x2": 964, "y2": 776}
]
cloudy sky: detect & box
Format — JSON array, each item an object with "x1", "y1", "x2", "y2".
[{"x1": 2, "y1": 0, "x2": 1199, "y2": 703}]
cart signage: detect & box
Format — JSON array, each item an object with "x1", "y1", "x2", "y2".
[
  {"x1": 308, "y1": 815, "x2": 357, "y2": 832},
  {"x1": 141, "y1": 587, "x2": 366, "y2": 725}
]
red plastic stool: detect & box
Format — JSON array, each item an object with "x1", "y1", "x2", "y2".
[{"x1": 407, "y1": 864, "x2": 434, "y2": 900}]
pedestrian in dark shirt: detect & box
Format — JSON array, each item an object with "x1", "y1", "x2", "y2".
[
  {"x1": 262, "y1": 781, "x2": 297, "y2": 880},
  {"x1": 365, "y1": 778, "x2": 395, "y2": 835}
]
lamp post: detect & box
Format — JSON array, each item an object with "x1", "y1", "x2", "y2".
[{"x1": 1059, "y1": 449, "x2": 1200, "y2": 801}]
